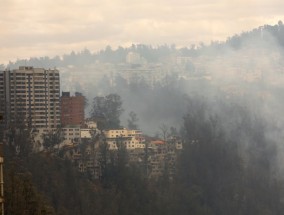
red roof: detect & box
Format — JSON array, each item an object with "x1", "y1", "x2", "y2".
[{"x1": 151, "y1": 140, "x2": 165, "y2": 145}]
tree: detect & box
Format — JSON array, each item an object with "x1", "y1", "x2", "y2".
[
  {"x1": 116, "y1": 135, "x2": 129, "y2": 170},
  {"x1": 169, "y1": 126, "x2": 178, "y2": 137},
  {"x1": 127, "y1": 111, "x2": 139, "y2": 130},
  {"x1": 42, "y1": 129, "x2": 63, "y2": 151},
  {"x1": 143, "y1": 141, "x2": 150, "y2": 178},
  {"x1": 90, "y1": 94, "x2": 124, "y2": 130},
  {"x1": 5, "y1": 168, "x2": 55, "y2": 215},
  {"x1": 98, "y1": 140, "x2": 110, "y2": 184},
  {"x1": 176, "y1": 97, "x2": 284, "y2": 215},
  {"x1": 4, "y1": 126, "x2": 33, "y2": 158},
  {"x1": 159, "y1": 123, "x2": 169, "y2": 141}
]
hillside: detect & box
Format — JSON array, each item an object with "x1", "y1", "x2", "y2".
[{"x1": 3, "y1": 22, "x2": 284, "y2": 214}]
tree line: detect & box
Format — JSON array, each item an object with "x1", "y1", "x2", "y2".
[
  {"x1": 4, "y1": 20, "x2": 284, "y2": 69},
  {"x1": 3, "y1": 91, "x2": 284, "y2": 214}
]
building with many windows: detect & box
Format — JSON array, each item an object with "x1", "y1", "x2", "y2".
[
  {"x1": 0, "y1": 66, "x2": 60, "y2": 129},
  {"x1": 61, "y1": 125, "x2": 81, "y2": 145},
  {"x1": 104, "y1": 128, "x2": 145, "y2": 150},
  {"x1": 60, "y1": 92, "x2": 84, "y2": 127}
]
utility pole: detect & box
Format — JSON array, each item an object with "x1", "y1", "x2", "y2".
[{"x1": 0, "y1": 113, "x2": 4, "y2": 215}]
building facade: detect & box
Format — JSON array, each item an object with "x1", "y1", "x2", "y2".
[
  {"x1": 104, "y1": 128, "x2": 145, "y2": 150},
  {"x1": 0, "y1": 73, "x2": 5, "y2": 136},
  {"x1": 61, "y1": 125, "x2": 81, "y2": 145},
  {"x1": 0, "y1": 66, "x2": 60, "y2": 128},
  {"x1": 60, "y1": 92, "x2": 84, "y2": 127}
]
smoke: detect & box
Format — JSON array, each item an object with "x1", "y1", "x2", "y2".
[
  {"x1": 81, "y1": 27, "x2": 284, "y2": 178},
  {"x1": 57, "y1": 27, "x2": 284, "y2": 139},
  {"x1": 8, "y1": 22, "x2": 280, "y2": 175}
]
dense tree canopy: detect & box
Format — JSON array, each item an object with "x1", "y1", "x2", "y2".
[
  {"x1": 5, "y1": 21, "x2": 284, "y2": 69},
  {"x1": 127, "y1": 111, "x2": 139, "y2": 130},
  {"x1": 90, "y1": 93, "x2": 124, "y2": 130},
  {"x1": 4, "y1": 93, "x2": 284, "y2": 215},
  {"x1": 3, "y1": 21, "x2": 284, "y2": 214}
]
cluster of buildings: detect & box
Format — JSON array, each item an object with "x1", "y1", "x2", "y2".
[
  {"x1": 0, "y1": 66, "x2": 85, "y2": 146},
  {"x1": 0, "y1": 66, "x2": 183, "y2": 180}
]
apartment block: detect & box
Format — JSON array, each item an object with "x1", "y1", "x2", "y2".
[
  {"x1": 61, "y1": 125, "x2": 81, "y2": 145},
  {"x1": 60, "y1": 92, "x2": 84, "y2": 127},
  {"x1": 0, "y1": 66, "x2": 60, "y2": 128},
  {"x1": 104, "y1": 128, "x2": 145, "y2": 150},
  {"x1": 0, "y1": 73, "x2": 5, "y2": 136}
]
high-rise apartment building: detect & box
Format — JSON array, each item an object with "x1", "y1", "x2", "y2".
[
  {"x1": 61, "y1": 92, "x2": 84, "y2": 127},
  {"x1": 0, "y1": 66, "x2": 60, "y2": 128},
  {"x1": 0, "y1": 71, "x2": 4, "y2": 108}
]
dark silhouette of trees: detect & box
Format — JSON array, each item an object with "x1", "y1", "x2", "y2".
[
  {"x1": 4, "y1": 95, "x2": 284, "y2": 214},
  {"x1": 90, "y1": 94, "x2": 124, "y2": 130},
  {"x1": 42, "y1": 128, "x2": 63, "y2": 151},
  {"x1": 5, "y1": 168, "x2": 55, "y2": 215},
  {"x1": 176, "y1": 98, "x2": 284, "y2": 215},
  {"x1": 127, "y1": 111, "x2": 139, "y2": 130},
  {"x1": 4, "y1": 20, "x2": 284, "y2": 70}
]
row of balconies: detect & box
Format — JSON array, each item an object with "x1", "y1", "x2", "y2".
[{"x1": 12, "y1": 79, "x2": 59, "y2": 83}]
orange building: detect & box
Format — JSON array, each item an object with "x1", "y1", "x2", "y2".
[{"x1": 61, "y1": 92, "x2": 84, "y2": 127}]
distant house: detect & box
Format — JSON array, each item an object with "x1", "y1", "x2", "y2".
[
  {"x1": 104, "y1": 128, "x2": 145, "y2": 150},
  {"x1": 61, "y1": 125, "x2": 81, "y2": 146}
]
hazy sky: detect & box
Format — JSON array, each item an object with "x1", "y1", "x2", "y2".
[{"x1": 0, "y1": 0, "x2": 283, "y2": 64}]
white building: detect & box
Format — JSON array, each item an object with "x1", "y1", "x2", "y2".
[
  {"x1": 81, "y1": 129, "x2": 92, "y2": 139},
  {"x1": 61, "y1": 126, "x2": 81, "y2": 145},
  {"x1": 81, "y1": 120, "x2": 99, "y2": 140},
  {"x1": 126, "y1": 52, "x2": 144, "y2": 64},
  {"x1": 104, "y1": 128, "x2": 145, "y2": 150},
  {"x1": 85, "y1": 120, "x2": 97, "y2": 129}
]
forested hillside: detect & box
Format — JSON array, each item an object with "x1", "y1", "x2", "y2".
[
  {"x1": 3, "y1": 21, "x2": 284, "y2": 69},
  {"x1": 3, "y1": 22, "x2": 284, "y2": 214},
  {"x1": 4, "y1": 93, "x2": 284, "y2": 215}
]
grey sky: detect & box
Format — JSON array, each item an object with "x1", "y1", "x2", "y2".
[{"x1": 0, "y1": 0, "x2": 283, "y2": 64}]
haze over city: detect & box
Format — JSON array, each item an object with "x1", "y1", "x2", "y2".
[
  {"x1": 1, "y1": 0, "x2": 284, "y2": 63},
  {"x1": 2, "y1": 1, "x2": 284, "y2": 214}
]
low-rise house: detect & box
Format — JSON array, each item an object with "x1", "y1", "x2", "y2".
[
  {"x1": 61, "y1": 125, "x2": 81, "y2": 146},
  {"x1": 54, "y1": 125, "x2": 183, "y2": 181},
  {"x1": 31, "y1": 128, "x2": 63, "y2": 151},
  {"x1": 84, "y1": 119, "x2": 97, "y2": 129},
  {"x1": 104, "y1": 128, "x2": 145, "y2": 150}
]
